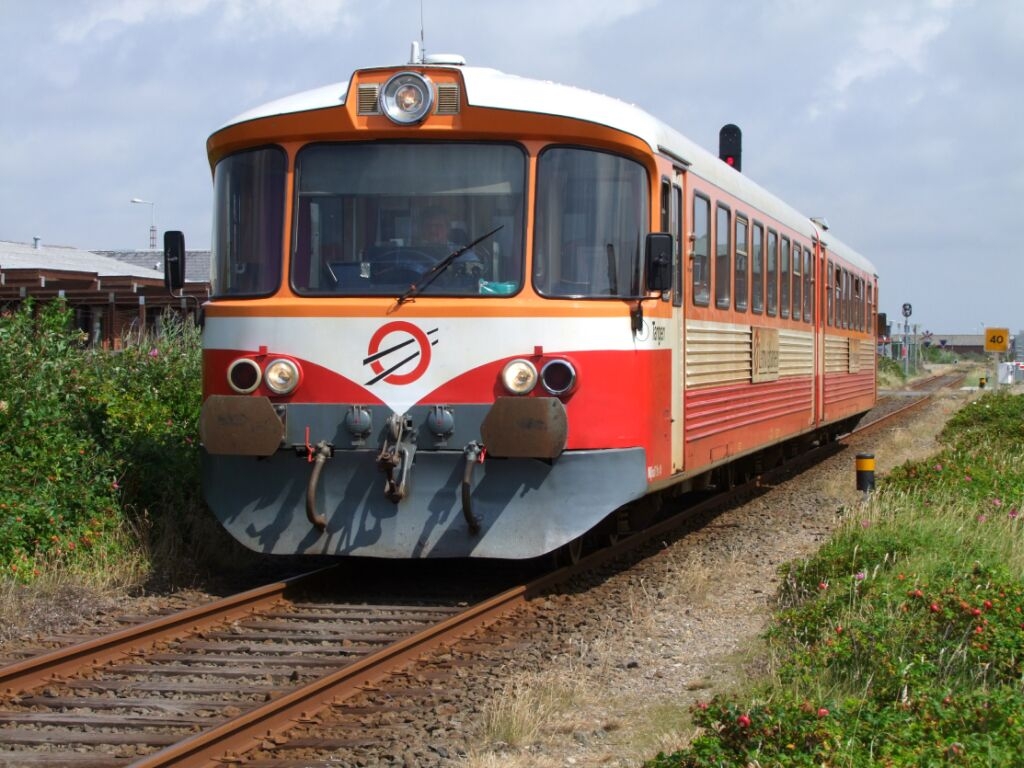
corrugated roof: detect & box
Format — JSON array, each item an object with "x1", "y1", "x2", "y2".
[{"x1": 97, "y1": 250, "x2": 211, "y2": 284}]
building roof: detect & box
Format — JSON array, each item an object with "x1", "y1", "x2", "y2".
[
  {"x1": 0, "y1": 239, "x2": 208, "y2": 307},
  {"x1": 1, "y1": 239, "x2": 163, "y2": 279},
  {"x1": 97, "y1": 249, "x2": 211, "y2": 284}
]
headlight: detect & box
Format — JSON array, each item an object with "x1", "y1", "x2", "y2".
[
  {"x1": 264, "y1": 358, "x2": 300, "y2": 395},
  {"x1": 227, "y1": 358, "x2": 261, "y2": 394},
  {"x1": 501, "y1": 359, "x2": 538, "y2": 395},
  {"x1": 541, "y1": 359, "x2": 577, "y2": 396},
  {"x1": 380, "y1": 72, "x2": 434, "y2": 124}
]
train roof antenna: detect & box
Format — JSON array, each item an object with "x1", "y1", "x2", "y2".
[
  {"x1": 410, "y1": 1, "x2": 425, "y2": 63},
  {"x1": 420, "y1": 0, "x2": 426, "y2": 61}
]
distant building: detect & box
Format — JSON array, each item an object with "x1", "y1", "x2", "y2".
[
  {"x1": 927, "y1": 334, "x2": 986, "y2": 356},
  {"x1": 0, "y1": 239, "x2": 209, "y2": 347}
]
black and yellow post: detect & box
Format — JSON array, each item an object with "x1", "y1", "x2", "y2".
[{"x1": 856, "y1": 453, "x2": 875, "y2": 493}]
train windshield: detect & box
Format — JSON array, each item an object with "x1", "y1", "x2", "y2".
[
  {"x1": 533, "y1": 148, "x2": 649, "y2": 298},
  {"x1": 292, "y1": 142, "x2": 526, "y2": 297},
  {"x1": 211, "y1": 147, "x2": 287, "y2": 298}
]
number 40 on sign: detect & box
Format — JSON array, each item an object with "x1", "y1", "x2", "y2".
[{"x1": 985, "y1": 327, "x2": 1010, "y2": 353}]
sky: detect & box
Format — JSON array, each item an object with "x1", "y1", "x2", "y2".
[{"x1": 1, "y1": 0, "x2": 1022, "y2": 335}]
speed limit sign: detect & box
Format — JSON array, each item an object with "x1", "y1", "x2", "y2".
[{"x1": 985, "y1": 328, "x2": 1010, "y2": 353}]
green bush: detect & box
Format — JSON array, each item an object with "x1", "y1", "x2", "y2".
[
  {"x1": 648, "y1": 390, "x2": 1024, "y2": 767},
  {"x1": 0, "y1": 300, "x2": 203, "y2": 581}
]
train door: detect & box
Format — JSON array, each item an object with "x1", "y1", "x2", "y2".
[{"x1": 669, "y1": 171, "x2": 685, "y2": 472}]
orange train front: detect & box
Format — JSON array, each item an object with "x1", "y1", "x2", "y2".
[{"x1": 174, "y1": 47, "x2": 876, "y2": 559}]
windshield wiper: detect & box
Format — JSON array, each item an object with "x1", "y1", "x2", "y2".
[{"x1": 393, "y1": 225, "x2": 504, "y2": 307}]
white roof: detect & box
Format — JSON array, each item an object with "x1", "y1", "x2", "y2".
[
  {"x1": 0, "y1": 240, "x2": 163, "y2": 280},
  {"x1": 219, "y1": 63, "x2": 875, "y2": 276}
]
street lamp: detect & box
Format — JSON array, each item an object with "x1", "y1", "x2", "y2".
[{"x1": 130, "y1": 197, "x2": 157, "y2": 249}]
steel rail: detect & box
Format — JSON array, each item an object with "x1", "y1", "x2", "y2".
[
  {"x1": 128, "y1": 583, "x2": 530, "y2": 767},
  {"x1": 0, "y1": 568, "x2": 333, "y2": 697}
]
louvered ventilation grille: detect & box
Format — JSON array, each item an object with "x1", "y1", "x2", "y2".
[
  {"x1": 358, "y1": 85, "x2": 380, "y2": 114},
  {"x1": 435, "y1": 83, "x2": 460, "y2": 114}
]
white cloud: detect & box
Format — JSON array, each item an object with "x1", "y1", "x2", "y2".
[
  {"x1": 55, "y1": 0, "x2": 360, "y2": 43},
  {"x1": 810, "y1": 2, "x2": 953, "y2": 116}
]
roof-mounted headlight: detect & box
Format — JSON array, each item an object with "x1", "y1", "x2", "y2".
[{"x1": 380, "y1": 72, "x2": 434, "y2": 124}]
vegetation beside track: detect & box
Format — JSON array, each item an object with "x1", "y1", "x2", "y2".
[
  {"x1": 647, "y1": 390, "x2": 1024, "y2": 767},
  {"x1": 0, "y1": 300, "x2": 233, "y2": 591}
]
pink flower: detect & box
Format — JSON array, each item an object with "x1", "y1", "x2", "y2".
[
  {"x1": 1010, "y1": 509, "x2": 1019, "y2": 520},
  {"x1": 855, "y1": 571, "x2": 866, "y2": 581},
  {"x1": 992, "y1": 498, "x2": 1003, "y2": 507},
  {"x1": 933, "y1": 463, "x2": 943, "y2": 472},
  {"x1": 817, "y1": 707, "x2": 829, "y2": 718},
  {"x1": 111, "y1": 480, "x2": 120, "y2": 490},
  {"x1": 737, "y1": 714, "x2": 751, "y2": 728},
  {"x1": 977, "y1": 514, "x2": 987, "y2": 523}
]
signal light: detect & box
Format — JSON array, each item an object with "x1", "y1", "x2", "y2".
[{"x1": 719, "y1": 124, "x2": 742, "y2": 172}]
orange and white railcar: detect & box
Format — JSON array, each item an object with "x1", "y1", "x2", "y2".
[{"x1": 170, "y1": 48, "x2": 877, "y2": 560}]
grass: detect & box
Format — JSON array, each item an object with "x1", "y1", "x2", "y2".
[{"x1": 648, "y1": 389, "x2": 1024, "y2": 767}]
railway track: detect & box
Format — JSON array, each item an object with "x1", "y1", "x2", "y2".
[{"x1": 0, "y1": 373, "x2": 968, "y2": 767}]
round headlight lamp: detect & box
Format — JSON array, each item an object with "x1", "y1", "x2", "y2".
[
  {"x1": 501, "y1": 359, "x2": 538, "y2": 395},
  {"x1": 227, "y1": 358, "x2": 262, "y2": 394},
  {"x1": 541, "y1": 359, "x2": 577, "y2": 396},
  {"x1": 380, "y1": 72, "x2": 434, "y2": 124},
  {"x1": 264, "y1": 358, "x2": 301, "y2": 395}
]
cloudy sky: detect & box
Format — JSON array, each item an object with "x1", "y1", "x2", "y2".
[{"x1": 1, "y1": 0, "x2": 1021, "y2": 334}]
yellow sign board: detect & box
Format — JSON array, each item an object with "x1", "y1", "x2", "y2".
[{"x1": 984, "y1": 327, "x2": 1010, "y2": 353}]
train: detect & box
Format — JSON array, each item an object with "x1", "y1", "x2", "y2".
[{"x1": 164, "y1": 45, "x2": 878, "y2": 561}]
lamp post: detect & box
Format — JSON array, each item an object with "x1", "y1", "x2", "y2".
[{"x1": 130, "y1": 198, "x2": 157, "y2": 249}]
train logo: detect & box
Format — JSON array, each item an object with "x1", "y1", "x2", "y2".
[{"x1": 363, "y1": 321, "x2": 439, "y2": 386}]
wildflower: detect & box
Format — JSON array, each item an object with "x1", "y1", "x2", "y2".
[
  {"x1": 977, "y1": 514, "x2": 987, "y2": 523},
  {"x1": 818, "y1": 581, "x2": 829, "y2": 591},
  {"x1": 1009, "y1": 508, "x2": 1019, "y2": 520},
  {"x1": 148, "y1": 348, "x2": 159, "y2": 358},
  {"x1": 112, "y1": 480, "x2": 120, "y2": 490},
  {"x1": 817, "y1": 707, "x2": 830, "y2": 718},
  {"x1": 737, "y1": 714, "x2": 751, "y2": 728},
  {"x1": 992, "y1": 498, "x2": 1003, "y2": 507},
  {"x1": 855, "y1": 571, "x2": 866, "y2": 581},
  {"x1": 933, "y1": 463, "x2": 943, "y2": 471}
]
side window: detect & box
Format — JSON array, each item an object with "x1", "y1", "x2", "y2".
[
  {"x1": 751, "y1": 222, "x2": 764, "y2": 314},
  {"x1": 779, "y1": 236, "x2": 790, "y2": 319},
  {"x1": 842, "y1": 269, "x2": 850, "y2": 329},
  {"x1": 734, "y1": 215, "x2": 748, "y2": 312},
  {"x1": 803, "y1": 247, "x2": 813, "y2": 323},
  {"x1": 792, "y1": 241, "x2": 802, "y2": 322},
  {"x1": 868, "y1": 282, "x2": 875, "y2": 336},
  {"x1": 827, "y1": 260, "x2": 834, "y2": 326},
  {"x1": 851, "y1": 280, "x2": 860, "y2": 333},
  {"x1": 715, "y1": 203, "x2": 731, "y2": 309},
  {"x1": 660, "y1": 178, "x2": 671, "y2": 231},
  {"x1": 766, "y1": 229, "x2": 778, "y2": 316},
  {"x1": 692, "y1": 193, "x2": 711, "y2": 306},
  {"x1": 672, "y1": 183, "x2": 683, "y2": 307}
]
